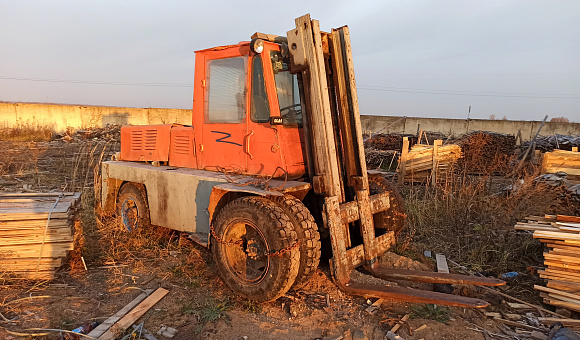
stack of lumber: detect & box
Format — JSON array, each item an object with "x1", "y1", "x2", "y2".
[
  {"x1": 455, "y1": 131, "x2": 516, "y2": 175},
  {"x1": 542, "y1": 149, "x2": 580, "y2": 182},
  {"x1": 515, "y1": 214, "x2": 580, "y2": 311},
  {"x1": 0, "y1": 192, "x2": 82, "y2": 280},
  {"x1": 399, "y1": 140, "x2": 462, "y2": 183}
]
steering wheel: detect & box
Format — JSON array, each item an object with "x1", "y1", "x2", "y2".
[{"x1": 279, "y1": 103, "x2": 301, "y2": 114}]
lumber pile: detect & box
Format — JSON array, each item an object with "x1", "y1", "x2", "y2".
[
  {"x1": 0, "y1": 192, "x2": 82, "y2": 280},
  {"x1": 542, "y1": 149, "x2": 580, "y2": 182},
  {"x1": 515, "y1": 214, "x2": 580, "y2": 311},
  {"x1": 398, "y1": 138, "x2": 462, "y2": 184},
  {"x1": 455, "y1": 131, "x2": 516, "y2": 175}
]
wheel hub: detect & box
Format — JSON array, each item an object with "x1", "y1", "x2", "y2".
[
  {"x1": 121, "y1": 197, "x2": 139, "y2": 231},
  {"x1": 222, "y1": 221, "x2": 270, "y2": 285}
]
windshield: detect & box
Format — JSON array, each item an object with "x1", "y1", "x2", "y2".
[{"x1": 270, "y1": 51, "x2": 302, "y2": 126}]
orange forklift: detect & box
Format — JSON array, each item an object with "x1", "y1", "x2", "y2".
[{"x1": 99, "y1": 14, "x2": 504, "y2": 304}]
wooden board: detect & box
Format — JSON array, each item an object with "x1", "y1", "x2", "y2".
[
  {"x1": 436, "y1": 254, "x2": 449, "y2": 273},
  {"x1": 98, "y1": 288, "x2": 169, "y2": 340},
  {"x1": 87, "y1": 289, "x2": 154, "y2": 339},
  {"x1": 0, "y1": 242, "x2": 74, "y2": 258}
]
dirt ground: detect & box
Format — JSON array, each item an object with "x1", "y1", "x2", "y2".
[{"x1": 0, "y1": 134, "x2": 555, "y2": 339}]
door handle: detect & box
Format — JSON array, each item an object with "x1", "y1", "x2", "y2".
[{"x1": 244, "y1": 130, "x2": 254, "y2": 159}]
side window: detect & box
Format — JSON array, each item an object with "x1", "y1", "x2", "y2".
[
  {"x1": 205, "y1": 57, "x2": 247, "y2": 123},
  {"x1": 250, "y1": 55, "x2": 270, "y2": 123}
]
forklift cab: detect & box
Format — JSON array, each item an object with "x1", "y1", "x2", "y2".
[{"x1": 192, "y1": 40, "x2": 307, "y2": 179}]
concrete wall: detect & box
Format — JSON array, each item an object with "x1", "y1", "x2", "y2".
[
  {"x1": 360, "y1": 116, "x2": 580, "y2": 141},
  {"x1": 0, "y1": 102, "x2": 191, "y2": 132},
  {"x1": 1, "y1": 102, "x2": 579, "y2": 140}
]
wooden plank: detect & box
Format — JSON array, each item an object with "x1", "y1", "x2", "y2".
[
  {"x1": 87, "y1": 289, "x2": 154, "y2": 339},
  {"x1": 535, "y1": 285, "x2": 580, "y2": 301},
  {"x1": 547, "y1": 280, "x2": 580, "y2": 293},
  {"x1": 494, "y1": 318, "x2": 542, "y2": 331},
  {"x1": 0, "y1": 233, "x2": 73, "y2": 246},
  {"x1": 557, "y1": 215, "x2": 580, "y2": 223},
  {"x1": 98, "y1": 288, "x2": 169, "y2": 340},
  {"x1": 435, "y1": 254, "x2": 449, "y2": 273},
  {"x1": 431, "y1": 140, "x2": 441, "y2": 186},
  {"x1": 0, "y1": 242, "x2": 73, "y2": 258},
  {"x1": 537, "y1": 317, "x2": 580, "y2": 327},
  {"x1": 0, "y1": 258, "x2": 63, "y2": 270},
  {"x1": 543, "y1": 298, "x2": 580, "y2": 312},
  {"x1": 0, "y1": 193, "x2": 78, "y2": 198},
  {"x1": 544, "y1": 253, "x2": 580, "y2": 264},
  {"x1": 544, "y1": 261, "x2": 580, "y2": 271},
  {"x1": 534, "y1": 231, "x2": 580, "y2": 241},
  {"x1": 398, "y1": 137, "x2": 409, "y2": 183}
]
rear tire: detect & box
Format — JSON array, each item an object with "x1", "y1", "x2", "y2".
[
  {"x1": 368, "y1": 176, "x2": 406, "y2": 234},
  {"x1": 211, "y1": 196, "x2": 300, "y2": 302},
  {"x1": 116, "y1": 182, "x2": 150, "y2": 232},
  {"x1": 271, "y1": 195, "x2": 321, "y2": 290}
]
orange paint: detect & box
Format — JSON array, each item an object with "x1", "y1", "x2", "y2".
[{"x1": 121, "y1": 41, "x2": 306, "y2": 179}]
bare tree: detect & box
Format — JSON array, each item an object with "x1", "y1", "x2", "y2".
[{"x1": 550, "y1": 117, "x2": 570, "y2": 123}]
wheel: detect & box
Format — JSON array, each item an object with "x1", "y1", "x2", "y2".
[
  {"x1": 271, "y1": 195, "x2": 321, "y2": 290},
  {"x1": 116, "y1": 182, "x2": 150, "y2": 232},
  {"x1": 211, "y1": 196, "x2": 300, "y2": 302},
  {"x1": 368, "y1": 176, "x2": 406, "y2": 234}
]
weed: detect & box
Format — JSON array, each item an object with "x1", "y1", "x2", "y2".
[
  {"x1": 183, "y1": 297, "x2": 232, "y2": 333},
  {"x1": 400, "y1": 162, "x2": 575, "y2": 276},
  {"x1": 244, "y1": 300, "x2": 263, "y2": 314},
  {"x1": 410, "y1": 304, "x2": 450, "y2": 324}
]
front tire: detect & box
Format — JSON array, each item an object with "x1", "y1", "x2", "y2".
[
  {"x1": 211, "y1": 196, "x2": 300, "y2": 302},
  {"x1": 271, "y1": 195, "x2": 321, "y2": 290}
]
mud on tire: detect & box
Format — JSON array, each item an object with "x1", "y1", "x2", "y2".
[
  {"x1": 271, "y1": 195, "x2": 321, "y2": 290},
  {"x1": 211, "y1": 196, "x2": 300, "y2": 302}
]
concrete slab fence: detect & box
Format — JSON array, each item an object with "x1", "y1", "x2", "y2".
[{"x1": 1, "y1": 102, "x2": 579, "y2": 141}]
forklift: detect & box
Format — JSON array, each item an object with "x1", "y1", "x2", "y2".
[{"x1": 100, "y1": 14, "x2": 504, "y2": 305}]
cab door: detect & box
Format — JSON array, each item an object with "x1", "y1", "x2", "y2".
[
  {"x1": 197, "y1": 48, "x2": 249, "y2": 172},
  {"x1": 246, "y1": 46, "x2": 305, "y2": 178}
]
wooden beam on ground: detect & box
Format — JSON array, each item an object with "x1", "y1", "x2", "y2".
[
  {"x1": 87, "y1": 289, "x2": 153, "y2": 339},
  {"x1": 98, "y1": 288, "x2": 168, "y2": 340},
  {"x1": 538, "y1": 317, "x2": 580, "y2": 327}
]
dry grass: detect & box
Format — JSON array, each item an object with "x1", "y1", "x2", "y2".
[
  {"x1": 0, "y1": 124, "x2": 53, "y2": 142},
  {"x1": 399, "y1": 164, "x2": 576, "y2": 277}
]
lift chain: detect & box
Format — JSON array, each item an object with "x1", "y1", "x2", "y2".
[{"x1": 210, "y1": 225, "x2": 300, "y2": 257}]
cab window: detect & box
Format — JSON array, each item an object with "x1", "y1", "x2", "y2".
[
  {"x1": 271, "y1": 51, "x2": 302, "y2": 126},
  {"x1": 250, "y1": 55, "x2": 270, "y2": 123},
  {"x1": 205, "y1": 57, "x2": 247, "y2": 123}
]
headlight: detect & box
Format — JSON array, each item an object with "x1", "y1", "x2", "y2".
[{"x1": 250, "y1": 38, "x2": 264, "y2": 54}]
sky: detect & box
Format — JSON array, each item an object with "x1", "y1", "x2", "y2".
[{"x1": 1, "y1": 0, "x2": 579, "y2": 122}]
